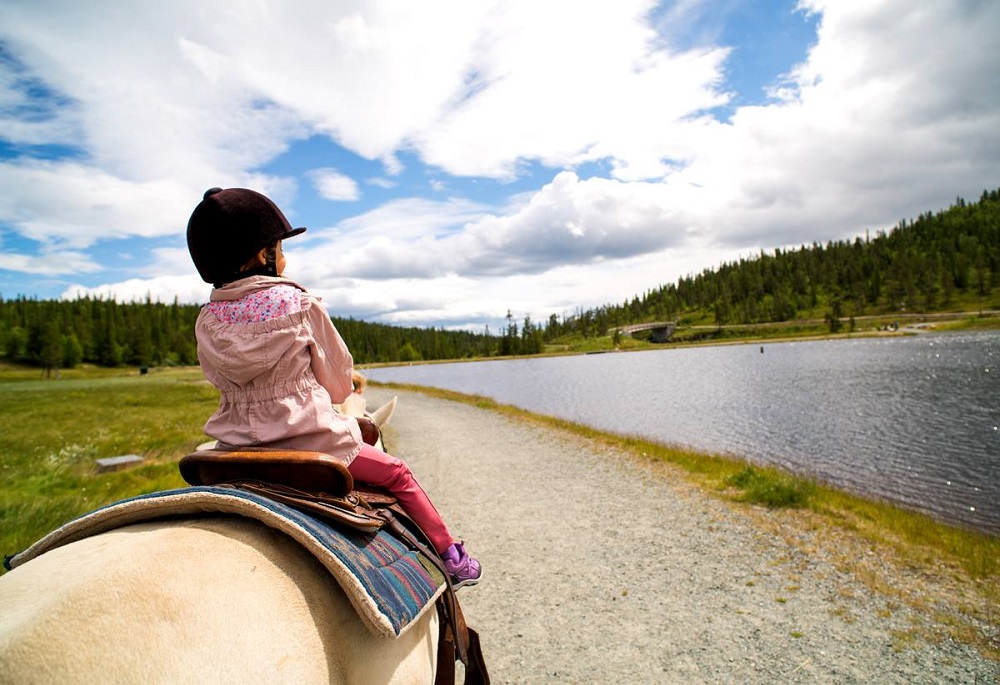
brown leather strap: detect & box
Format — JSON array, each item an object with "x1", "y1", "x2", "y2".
[
  {"x1": 224, "y1": 481, "x2": 384, "y2": 532},
  {"x1": 435, "y1": 619, "x2": 457, "y2": 685},
  {"x1": 464, "y1": 627, "x2": 489, "y2": 685}
]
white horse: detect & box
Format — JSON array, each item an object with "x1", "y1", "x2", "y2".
[
  {"x1": 0, "y1": 392, "x2": 463, "y2": 685},
  {"x1": 0, "y1": 517, "x2": 438, "y2": 684}
]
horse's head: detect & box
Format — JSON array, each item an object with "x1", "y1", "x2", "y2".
[{"x1": 335, "y1": 381, "x2": 398, "y2": 451}]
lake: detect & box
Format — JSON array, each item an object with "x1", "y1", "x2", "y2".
[{"x1": 365, "y1": 330, "x2": 1000, "y2": 535}]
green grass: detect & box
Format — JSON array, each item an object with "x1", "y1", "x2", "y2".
[
  {"x1": 0, "y1": 364, "x2": 218, "y2": 559},
  {"x1": 724, "y1": 466, "x2": 816, "y2": 508},
  {"x1": 935, "y1": 315, "x2": 1000, "y2": 331}
]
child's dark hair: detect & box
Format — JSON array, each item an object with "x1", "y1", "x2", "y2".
[{"x1": 261, "y1": 244, "x2": 279, "y2": 276}]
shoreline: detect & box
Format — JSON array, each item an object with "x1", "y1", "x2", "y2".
[{"x1": 360, "y1": 310, "x2": 1000, "y2": 368}]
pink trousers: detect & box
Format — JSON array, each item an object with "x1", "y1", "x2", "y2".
[{"x1": 347, "y1": 443, "x2": 454, "y2": 553}]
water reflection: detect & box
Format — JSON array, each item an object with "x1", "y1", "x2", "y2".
[{"x1": 367, "y1": 331, "x2": 999, "y2": 534}]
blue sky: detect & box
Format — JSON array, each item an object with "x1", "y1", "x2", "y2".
[{"x1": 0, "y1": 0, "x2": 997, "y2": 332}]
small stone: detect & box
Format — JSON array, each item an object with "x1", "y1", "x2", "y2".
[{"x1": 95, "y1": 455, "x2": 144, "y2": 473}]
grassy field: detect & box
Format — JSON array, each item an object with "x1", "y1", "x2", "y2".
[{"x1": 0, "y1": 364, "x2": 218, "y2": 559}]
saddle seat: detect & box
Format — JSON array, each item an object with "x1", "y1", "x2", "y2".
[
  {"x1": 180, "y1": 447, "x2": 354, "y2": 496},
  {"x1": 179, "y1": 447, "x2": 395, "y2": 532}
]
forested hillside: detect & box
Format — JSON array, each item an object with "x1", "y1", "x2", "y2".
[
  {"x1": 0, "y1": 296, "x2": 495, "y2": 372},
  {"x1": 330, "y1": 316, "x2": 495, "y2": 363},
  {"x1": 0, "y1": 297, "x2": 201, "y2": 373},
  {"x1": 546, "y1": 188, "x2": 999, "y2": 339},
  {"x1": 1, "y1": 188, "x2": 997, "y2": 370}
]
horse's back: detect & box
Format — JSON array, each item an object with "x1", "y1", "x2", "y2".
[{"x1": 0, "y1": 518, "x2": 437, "y2": 684}]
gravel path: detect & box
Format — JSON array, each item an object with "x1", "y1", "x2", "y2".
[{"x1": 365, "y1": 387, "x2": 998, "y2": 684}]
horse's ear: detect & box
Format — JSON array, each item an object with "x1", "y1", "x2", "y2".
[{"x1": 370, "y1": 396, "x2": 397, "y2": 428}]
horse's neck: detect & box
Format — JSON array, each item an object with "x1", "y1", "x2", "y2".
[{"x1": 338, "y1": 393, "x2": 367, "y2": 417}]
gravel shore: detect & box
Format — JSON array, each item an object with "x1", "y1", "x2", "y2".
[{"x1": 365, "y1": 387, "x2": 998, "y2": 684}]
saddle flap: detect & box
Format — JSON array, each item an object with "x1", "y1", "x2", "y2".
[{"x1": 179, "y1": 447, "x2": 353, "y2": 497}]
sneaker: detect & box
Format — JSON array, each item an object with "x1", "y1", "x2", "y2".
[{"x1": 442, "y1": 542, "x2": 482, "y2": 589}]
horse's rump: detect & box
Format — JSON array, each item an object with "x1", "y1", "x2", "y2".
[
  {"x1": 6, "y1": 485, "x2": 445, "y2": 639},
  {"x1": 0, "y1": 517, "x2": 440, "y2": 684}
]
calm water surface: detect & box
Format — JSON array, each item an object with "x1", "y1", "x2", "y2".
[{"x1": 367, "y1": 330, "x2": 999, "y2": 534}]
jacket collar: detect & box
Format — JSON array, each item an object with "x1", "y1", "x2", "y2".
[{"x1": 209, "y1": 275, "x2": 307, "y2": 302}]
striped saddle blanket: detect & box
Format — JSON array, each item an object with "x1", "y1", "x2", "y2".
[{"x1": 4, "y1": 486, "x2": 446, "y2": 639}]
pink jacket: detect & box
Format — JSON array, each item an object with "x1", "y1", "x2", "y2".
[{"x1": 195, "y1": 275, "x2": 363, "y2": 463}]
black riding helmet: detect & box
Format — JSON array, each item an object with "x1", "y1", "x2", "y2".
[{"x1": 187, "y1": 187, "x2": 307, "y2": 286}]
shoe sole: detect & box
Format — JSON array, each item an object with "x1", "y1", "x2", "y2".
[{"x1": 451, "y1": 568, "x2": 483, "y2": 590}]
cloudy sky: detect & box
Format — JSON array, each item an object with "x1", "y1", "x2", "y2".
[{"x1": 1, "y1": 1, "x2": 997, "y2": 332}]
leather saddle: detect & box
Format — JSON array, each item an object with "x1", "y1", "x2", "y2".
[
  {"x1": 178, "y1": 447, "x2": 489, "y2": 685},
  {"x1": 180, "y1": 447, "x2": 354, "y2": 496}
]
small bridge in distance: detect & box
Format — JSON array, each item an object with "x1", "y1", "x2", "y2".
[{"x1": 611, "y1": 321, "x2": 677, "y2": 343}]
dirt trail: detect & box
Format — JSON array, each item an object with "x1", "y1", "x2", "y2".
[{"x1": 366, "y1": 387, "x2": 998, "y2": 684}]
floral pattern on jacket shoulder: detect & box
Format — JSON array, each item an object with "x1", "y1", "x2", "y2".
[{"x1": 207, "y1": 285, "x2": 302, "y2": 324}]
